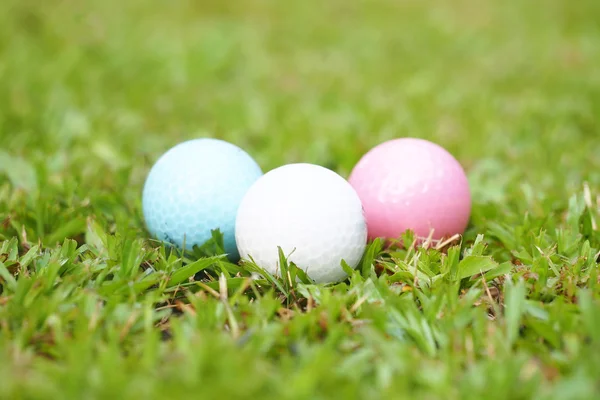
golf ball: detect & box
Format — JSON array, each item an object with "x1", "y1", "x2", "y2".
[
  {"x1": 349, "y1": 138, "x2": 471, "y2": 241},
  {"x1": 142, "y1": 138, "x2": 262, "y2": 259},
  {"x1": 235, "y1": 163, "x2": 368, "y2": 284}
]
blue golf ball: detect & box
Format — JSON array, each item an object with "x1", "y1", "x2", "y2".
[{"x1": 142, "y1": 138, "x2": 262, "y2": 259}]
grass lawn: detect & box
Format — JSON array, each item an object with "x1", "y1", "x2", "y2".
[{"x1": 1, "y1": 0, "x2": 600, "y2": 398}]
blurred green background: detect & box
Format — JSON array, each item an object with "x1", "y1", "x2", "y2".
[{"x1": 2, "y1": 0, "x2": 599, "y2": 211}]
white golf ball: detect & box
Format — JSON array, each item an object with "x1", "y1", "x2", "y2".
[{"x1": 235, "y1": 163, "x2": 368, "y2": 283}]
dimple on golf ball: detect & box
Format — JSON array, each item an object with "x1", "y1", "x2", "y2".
[
  {"x1": 349, "y1": 138, "x2": 471, "y2": 241},
  {"x1": 235, "y1": 163, "x2": 368, "y2": 284},
  {"x1": 142, "y1": 138, "x2": 262, "y2": 259}
]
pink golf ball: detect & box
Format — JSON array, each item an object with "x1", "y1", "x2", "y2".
[{"x1": 348, "y1": 138, "x2": 471, "y2": 241}]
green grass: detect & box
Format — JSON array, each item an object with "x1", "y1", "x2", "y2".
[{"x1": 1, "y1": 0, "x2": 600, "y2": 398}]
